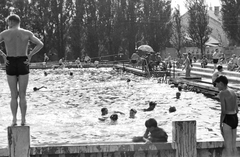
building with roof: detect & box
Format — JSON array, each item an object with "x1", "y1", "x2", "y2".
[{"x1": 181, "y1": 6, "x2": 229, "y2": 48}]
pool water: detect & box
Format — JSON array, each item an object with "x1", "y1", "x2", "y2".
[{"x1": 0, "y1": 68, "x2": 238, "y2": 147}]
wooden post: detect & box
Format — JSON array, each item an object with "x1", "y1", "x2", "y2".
[
  {"x1": 172, "y1": 120, "x2": 197, "y2": 157},
  {"x1": 8, "y1": 126, "x2": 30, "y2": 157}
]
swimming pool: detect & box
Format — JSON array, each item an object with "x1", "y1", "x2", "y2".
[{"x1": 0, "y1": 67, "x2": 238, "y2": 148}]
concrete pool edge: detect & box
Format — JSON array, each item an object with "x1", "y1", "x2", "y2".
[
  {"x1": 1, "y1": 141, "x2": 240, "y2": 157},
  {"x1": 3, "y1": 121, "x2": 240, "y2": 157}
]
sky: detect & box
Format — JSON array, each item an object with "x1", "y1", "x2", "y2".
[{"x1": 171, "y1": 0, "x2": 221, "y2": 15}]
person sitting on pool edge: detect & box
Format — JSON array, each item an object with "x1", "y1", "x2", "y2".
[
  {"x1": 129, "y1": 109, "x2": 137, "y2": 118},
  {"x1": 132, "y1": 118, "x2": 168, "y2": 143},
  {"x1": 143, "y1": 101, "x2": 157, "y2": 112}
]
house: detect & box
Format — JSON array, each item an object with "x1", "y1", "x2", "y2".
[{"x1": 181, "y1": 6, "x2": 229, "y2": 48}]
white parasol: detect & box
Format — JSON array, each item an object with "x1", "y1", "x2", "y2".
[{"x1": 137, "y1": 45, "x2": 154, "y2": 53}]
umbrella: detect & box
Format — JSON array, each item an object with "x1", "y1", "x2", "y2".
[{"x1": 138, "y1": 45, "x2": 154, "y2": 53}]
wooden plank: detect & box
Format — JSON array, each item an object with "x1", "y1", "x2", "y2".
[
  {"x1": 8, "y1": 126, "x2": 30, "y2": 157},
  {"x1": 172, "y1": 121, "x2": 197, "y2": 157}
]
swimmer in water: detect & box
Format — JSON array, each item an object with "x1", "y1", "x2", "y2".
[
  {"x1": 169, "y1": 106, "x2": 176, "y2": 113},
  {"x1": 175, "y1": 92, "x2": 181, "y2": 99},
  {"x1": 143, "y1": 102, "x2": 157, "y2": 112},
  {"x1": 178, "y1": 85, "x2": 182, "y2": 91},
  {"x1": 110, "y1": 113, "x2": 118, "y2": 121},
  {"x1": 132, "y1": 118, "x2": 168, "y2": 143},
  {"x1": 98, "y1": 108, "x2": 124, "y2": 121},
  {"x1": 129, "y1": 109, "x2": 137, "y2": 118}
]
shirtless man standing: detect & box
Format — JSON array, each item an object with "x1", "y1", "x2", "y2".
[
  {"x1": 215, "y1": 76, "x2": 239, "y2": 156},
  {"x1": 0, "y1": 14, "x2": 43, "y2": 126}
]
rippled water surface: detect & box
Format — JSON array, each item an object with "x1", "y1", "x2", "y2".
[{"x1": 0, "y1": 67, "x2": 239, "y2": 148}]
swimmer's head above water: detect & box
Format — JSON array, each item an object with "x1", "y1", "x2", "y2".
[
  {"x1": 110, "y1": 114, "x2": 118, "y2": 121},
  {"x1": 129, "y1": 109, "x2": 137, "y2": 118},
  {"x1": 101, "y1": 107, "x2": 108, "y2": 116},
  {"x1": 177, "y1": 85, "x2": 182, "y2": 91},
  {"x1": 149, "y1": 102, "x2": 157, "y2": 107},
  {"x1": 176, "y1": 92, "x2": 181, "y2": 99}
]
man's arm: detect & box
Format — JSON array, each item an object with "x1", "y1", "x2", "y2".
[
  {"x1": 219, "y1": 92, "x2": 226, "y2": 136},
  {"x1": 234, "y1": 92, "x2": 239, "y2": 113},
  {"x1": 0, "y1": 33, "x2": 7, "y2": 59},
  {"x1": 28, "y1": 32, "x2": 43, "y2": 58},
  {"x1": 143, "y1": 129, "x2": 149, "y2": 138}
]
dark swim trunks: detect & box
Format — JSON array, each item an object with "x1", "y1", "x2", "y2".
[
  {"x1": 131, "y1": 60, "x2": 137, "y2": 64},
  {"x1": 213, "y1": 59, "x2": 218, "y2": 64},
  {"x1": 223, "y1": 114, "x2": 238, "y2": 129},
  {"x1": 6, "y1": 56, "x2": 29, "y2": 76}
]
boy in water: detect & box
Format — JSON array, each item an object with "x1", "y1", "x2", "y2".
[
  {"x1": 129, "y1": 109, "x2": 137, "y2": 118},
  {"x1": 98, "y1": 107, "x2": 124, "y2": 121},
  {"x1": 143, "y1": 102, "x2": 157, "y2": 112},
  {"x1": 132, "y1": 118, "x2": 168, "y2": 143},
  {"x1": 215, "y1": 76, "x2": 238, "y2": 156}
]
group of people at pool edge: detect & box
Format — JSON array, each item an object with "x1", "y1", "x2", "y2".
[{"x1": 0, "y1": 14, "x2": 239, "y2": 156}]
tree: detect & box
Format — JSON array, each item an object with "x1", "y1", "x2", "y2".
[
  {"x1": 28, "y1": 0, "x2": 54, "y2": 61},
  {"x1": 141, "y1": 0, "x2": 172, "y2": 52},
  {"x1": 12, "y1": 0, "x2": 31, "y2": 29},
  {"x1": 170, "y1": 7, "x2": 186, "y2": 58},
  {"x1": 69, "y1": 0, "x2": 85, "y2": 59},
  {"x1": 111, "y1": 0, "x2": 128, "y2": 59},
  {"x1": 0, "y1": 0, "x2": 12, "y2": 31},
  {"x1": 221, "y1": 0, "x2": 240, "y2": 46},
  {"x1": 0, "y1": 0, "x2": 12, "y2": 63},
  {"x1": 96, "y1": 0, "x2": 113, "y2": 59},
  {"x1": 186, "y1": 0, "x2": 212, "y2": 56},
  {"x1": 84, "y1": 0, "x2": 99, "y2": 60}
]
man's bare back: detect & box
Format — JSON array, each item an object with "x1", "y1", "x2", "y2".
[
  {"x1": 1, "y1": 28, "x2": 35, "y2": 57},
  {"x1": 219, "y1": 89, "x2": 238, "y2": 114},
  {"x1": 0, "y1": 14, "x2": 43, "y2": 126}
]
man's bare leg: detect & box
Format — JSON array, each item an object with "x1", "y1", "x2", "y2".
[
  {"x1": 223, "y1": 123, "x2": 234, "y2": 156},
  {"x1": 18, "y1": 74, "x2": 29, "y2": 125},
  {"x1": 232, "y1": 129, "x2": 237, "y2": 156},
  {"x1": 7, "y1": 75, "x2": 19, "y2": 125},
  {"x1": 214, "y1": 64, "x2": 216, "y2": 71}
]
